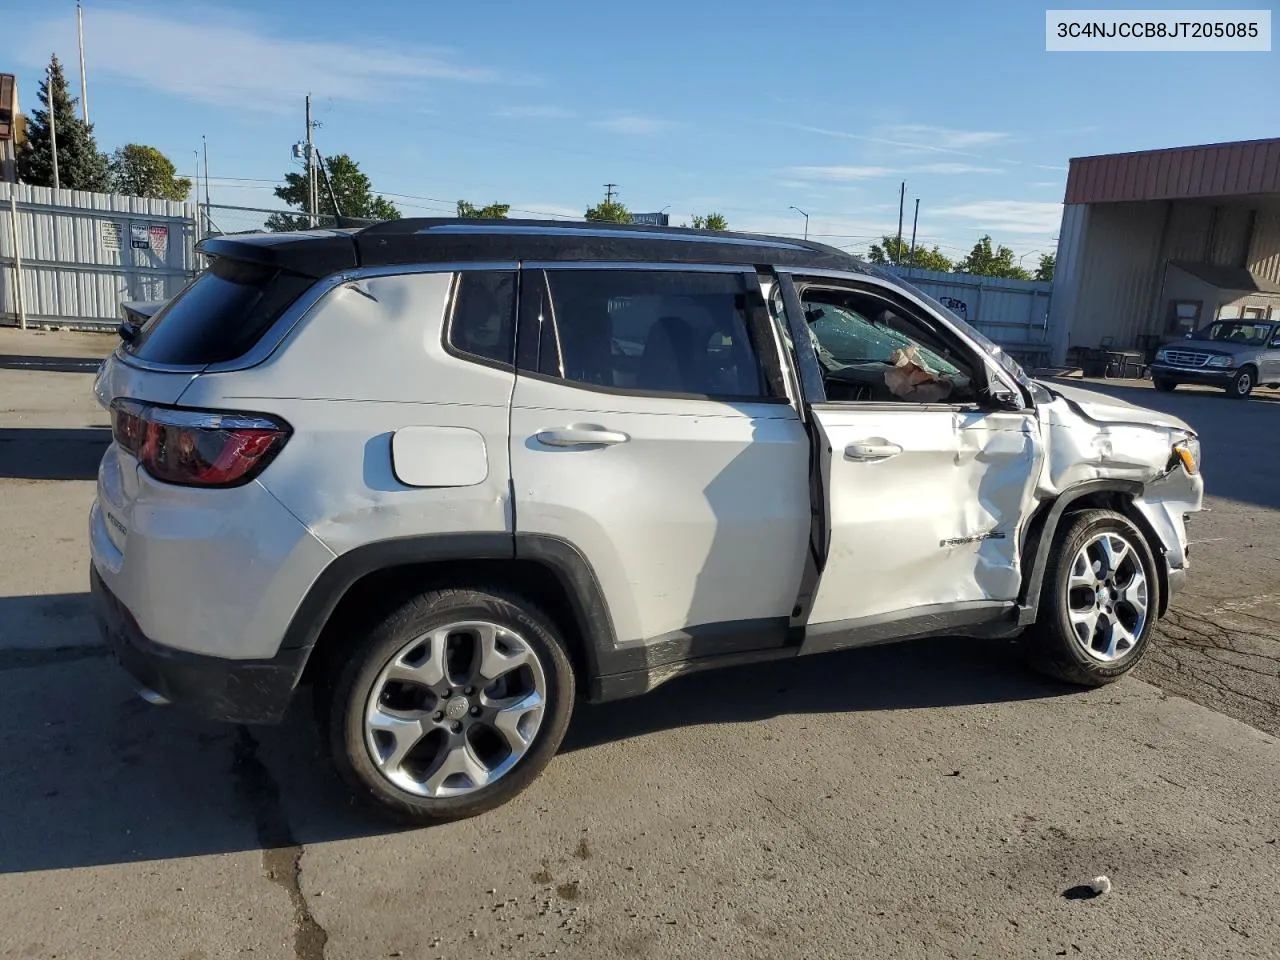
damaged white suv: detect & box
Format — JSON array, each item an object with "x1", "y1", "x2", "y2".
[{"x1": 91, "y1": 220, "x2": 1203, "y2": 824}]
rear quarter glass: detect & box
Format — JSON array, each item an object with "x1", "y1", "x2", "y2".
[{"x1": 126, "y1": 257, "x2": 314, "y2": 366}]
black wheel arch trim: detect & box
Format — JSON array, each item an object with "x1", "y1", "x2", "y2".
[
  {"x1": 279, "y1": 532, "x2": 515, "y2": 653},
  {"x1": 279, "y1": 531, "x2": 622, "y2": 696},
  {"x1": 1017, "y1": 479, "x2": 1170, "y2": 624}
]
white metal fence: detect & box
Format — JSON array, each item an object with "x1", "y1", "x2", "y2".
[
  {"x1": 888, "y1": 265, "x2": 1055, "y2": 368},
  {"x1": 0, "y1": 182, "x2": 197, "y2": 330}
]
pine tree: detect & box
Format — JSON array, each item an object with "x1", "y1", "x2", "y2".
[{"x1": 17, "y1": 55, "x2": 111, "y2": 191}]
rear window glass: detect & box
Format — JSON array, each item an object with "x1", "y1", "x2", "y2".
[
  {"x1": 126, "y1": 257, "x2": 313, "y2": 365},
  {"x1": 446, "y1": 270, "x2": 516, "y2": 367}
]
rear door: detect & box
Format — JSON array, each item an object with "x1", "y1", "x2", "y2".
[
  {"x1": 772, "y1": 271, "x2": 1041, "y2": 653},
  {"x1": 508, "y1": 264, "x2": 810, "y2": 657}
]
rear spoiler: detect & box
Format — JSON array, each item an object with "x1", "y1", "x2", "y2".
[{"x1": 197, "y1": 229, "x2": 360, "y2": 278}]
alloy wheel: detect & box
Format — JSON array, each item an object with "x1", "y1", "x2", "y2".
[
  {"x1": 363, "y1": 620, "x2": 548, "y2": 798},
  {"x1": 1064, "y1": 532, "x2": 1149, "y2": 663}
]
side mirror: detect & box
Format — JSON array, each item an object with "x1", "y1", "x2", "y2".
[
  {"x1": 117, "y1": 321, "x2": 140, "y2": 343},
  {"x1": 1271, "y1": 336, "x2": 1280, "y2": 348},
  {"x1": 985, "y1": 388, "x2": 1024, "y2": 412}
]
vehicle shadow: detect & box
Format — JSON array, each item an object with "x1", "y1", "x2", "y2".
[
  {"x1": 0, "y1": 354, "x2": 105, "y2": 374},
  {"x1": 563, "y1": 635, "x2": 1069, "y2": 752},
  {"x1": 0, "y1": 599, "x2": 1069, "y2": 875},
  {"x1": 0, "y1": 427, "x2": 110, "y2": 481}
]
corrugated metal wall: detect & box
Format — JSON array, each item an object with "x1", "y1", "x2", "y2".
[
  {"x1": 0, "y1": 182, "x2": 196, "y2": 329},
  {"x1": 1249, "y1": 209, "x2": 1280, "y2": 283},
  {"x1": 1066, "y1": 138, "x2": 1280, "y2": 204},
  {"x1": 1047, "y1": 204, "x2": 1089, "y2": 363},
  {"x1": 1054, "y1": 202, "x2": 1167, "y2": 354},
  {"x1": 889, "y1": 265, "x2": 1053, "y2": 359},
  {"x1": 1050, "y1": 196, "x2": 1280, "y2": 360},
  {"x1": 1209, "y1": 204, "x2": 1253, "y2": 266}
]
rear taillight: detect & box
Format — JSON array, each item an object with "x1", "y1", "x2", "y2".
[{"x1": 111, "y1": 400, "x2": 290, "y2": 488}]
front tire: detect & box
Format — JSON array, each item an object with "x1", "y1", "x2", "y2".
[
  {"x1": 320, "y1": 586, "x2": 575, "y2": 825},
  {"x1": 1153, "y1": 377, "x2": 1176, "y2": 392},
  {"x1": 1024, "y1": 509, "x2": 1160, "y2": 687},
  {"x1": 1227, "y1": 367, "x2": 1254, "y2": 399}
]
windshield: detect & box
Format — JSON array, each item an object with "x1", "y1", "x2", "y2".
[
  {"x1": 866, "y1": 266, "x2": 1032, "y2": 387},
  {"x1": 1197, "y1": 320, "x2": 1273, "y2": 346},
  {"x1": 808, "y1": 303, "x2": 960, "y2": 376}
]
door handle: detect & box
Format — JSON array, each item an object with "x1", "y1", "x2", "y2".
[
  {"x1": 845, "y1": 439, "x2": 902, "y2": 461},
  {"x1": 536, "y1": 425, "x2": 630, "y2": 447}
]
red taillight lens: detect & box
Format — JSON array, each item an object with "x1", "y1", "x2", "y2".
[{"x1": 111, "y1": 400, "x2": 290, "y2": 487}]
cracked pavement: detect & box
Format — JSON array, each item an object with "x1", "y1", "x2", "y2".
[{"x1": 1, "y1": 334, "x2": 1277, "y2": 959}]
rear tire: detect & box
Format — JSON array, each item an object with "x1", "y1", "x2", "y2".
[
  {"x1": 1227, "y1": 367, "x2": 1254, "y2": 399},
  {"x1": 1153, "y1": 377, "x2": 1176, "y2": 392},
  {"x1": 1024, "y1": 509, "x2": 1160, "y2": 687},
  {"x1": 319, "y1": 586, "x2": 575, "y2": 825}
]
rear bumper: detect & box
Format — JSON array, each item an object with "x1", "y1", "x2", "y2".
[
  {"x1": 92, "y1": 567, "x2": 306, "y2": 725},
  {"x1": 1149, "y1": 363, "x2": 1235, "y2": 386}
]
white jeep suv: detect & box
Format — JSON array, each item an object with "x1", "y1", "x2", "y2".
[{"x1": 91, "y1": 220, "x2": 1203, "y2": 824}]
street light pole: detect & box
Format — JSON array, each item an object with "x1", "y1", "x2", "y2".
[
  {"x1": 46, "y1": 64, "x2": 59, "y2": 191},
  {"x1": 789, "y1": 205, "x2": 809, "y2": 240}
]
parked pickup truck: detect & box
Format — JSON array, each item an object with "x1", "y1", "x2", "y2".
[
  {"x1": 91, "y1": 219, "x2": 1204, "y2": 824},
  {"x1": 1151, "y1": 318, "x2": 1280, "y2": 398}
]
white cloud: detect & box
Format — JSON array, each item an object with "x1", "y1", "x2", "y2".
[
  {"x1": 785, "y1": 165, "x2": 894, "y2": 181},
  {"x1": 911, "y1": 162, "x2": 1002, "y2": 175},
  {"x1": 595, "y1": 115, "x2": 668, "y2": 135},
  {"x1": 932, "y1": 200, "x2": 1064, "y2": 235},
  {"x1": 784, "y1": 122, "x2": 1023, "y2": 163},
  {"x1": 785, "y1": 162, "x2": 1001, "y2": 183},
  {"x1": 16, "y1": 7, "x2": 496, "y2": 112},
  {"x1": 886, "y1": 124, "x2": 1012, "y2": 150},
  {"x1": 495, "y1": 105, "x2": 575, "y2": 120}
]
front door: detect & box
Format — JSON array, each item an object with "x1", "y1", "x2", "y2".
[
  {"x1": 508, "y1": 265, "x2": 810, "y2": 656},
  {"x1": 775, "y1": 273, "x2": 1041, "y2": 654}
]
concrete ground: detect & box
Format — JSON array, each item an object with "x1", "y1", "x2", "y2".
[{"x1": 1, "y1": 328, "x2": 1277, "y2": 960}]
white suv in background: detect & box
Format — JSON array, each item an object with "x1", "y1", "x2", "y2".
[{"x1": 91, "y1": 220, "x2": 1204, "y2": 824}]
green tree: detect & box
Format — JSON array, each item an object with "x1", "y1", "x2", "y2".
[
  {"x1": 585, "y1": 189, "x2": 631, "y2": 224},
  {"x1": 953, "y1": 235, "x2": 1030, "y2": 280},
  {"x1": 1034, "y1": 252, "x2": 1056, "y2": 283},
  {"x1": 865, "y1": 235, "x2": 953, "y2": 273},
  {"x1": 456, "y1": 200, "x2": 510, "y2": 219},
  {"x1": 689, "y1": 213, "x2": 729, "y2": 230},
  {"x1": 17, "y1": 55, "x2": 110, "y2": 191},
  {"x1": 110, "y1": 144, "x2": 192, "y2": 201},
  {"x1": 265, "y1": 153, "x2": 399, "y2": 230}
]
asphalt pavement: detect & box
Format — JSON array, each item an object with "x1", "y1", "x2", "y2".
[{"x1": 1, "y1": 329, "x2": 1277, "y2": 960}]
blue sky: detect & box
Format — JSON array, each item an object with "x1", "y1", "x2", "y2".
[{"x1": 2, "y1": 0, "x2": 1276, "y2": 260}]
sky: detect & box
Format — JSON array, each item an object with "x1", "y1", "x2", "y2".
[{"x1": 1, "y1": 0, "x2": 1277, "y2": 262}]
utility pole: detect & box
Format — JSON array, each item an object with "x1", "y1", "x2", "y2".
[
  {"x1": 895, "y1": 181, "x2": 905, "y2": 265},
  {"x1": 604, "y1": 183, "x2": 617, "y2": 204},
  {"x1": 908, "y1": 198, "x2": 920, "y2": 269},
  {"x1": 46, "y1": 63, "x2": 59, "y2": 191},
  {"x1": 77, "y1": 1, "x2": 89, "y2": 123},
  {"x1": 789, "y1": 205, "x2": 809, "y2": 240},
  {"x1": 202, "y1": 135, "x2": 211, "y2": 207},
  {"x1": 305, "y1": 94, "x2": 317, "y2": 227}
]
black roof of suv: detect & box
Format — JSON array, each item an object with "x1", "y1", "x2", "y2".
[{"x1": 197, "y1": 218, "x2": 871, "y2": 279}]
